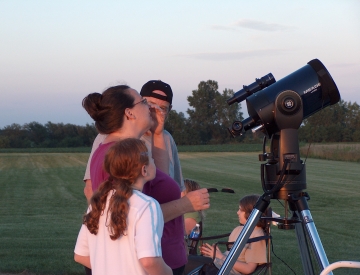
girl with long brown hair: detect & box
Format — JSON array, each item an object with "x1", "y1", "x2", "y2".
[{"x1": 74, "y1": 138, "x2": 171, "y2": 275}]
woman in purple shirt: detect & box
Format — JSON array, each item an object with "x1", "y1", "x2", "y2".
[{"x1": 82, "y1": 85, "x2": 208, "y2": 274}]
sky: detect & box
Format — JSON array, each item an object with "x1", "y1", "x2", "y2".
[{"x1": 1, "y1": 0, "x2": 359, "y2": 128}]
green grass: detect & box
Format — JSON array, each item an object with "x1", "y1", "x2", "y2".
[
  {"x1": 299, "y1": 143, "x2": 360, "y2": 162},
  {"x1": 180, "y1": 152, "x2": 360, "y2": 274},
  {"x1": 0, "y1": 153, "x2": 89, "y2": 275},
  {"x1": 0, "y1": 152, "x2": 359, "y2": 274},
  {"x1": 177, "y1": 143, "x2": 263, "y2": 152},
  {"x1": 0, "y1": 147, "x2": 92, "y2": 153},
  {"x1": 0, "y1": 143, "x2": 261, "y2": 154}
]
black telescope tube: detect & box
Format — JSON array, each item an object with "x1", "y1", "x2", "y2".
[{"x1": 227, "y1": 73, "x2": 276, "y2": 105}]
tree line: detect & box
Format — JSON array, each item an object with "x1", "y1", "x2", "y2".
[{"x1": 1, "y1": 80, "x2": 359, "y2": 148}]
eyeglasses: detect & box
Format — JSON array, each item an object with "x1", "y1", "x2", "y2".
[
  {"x1": 133, "y1": 98, "x2": 148, "y2": 106},
  {"x1": 147, "y1": 101, "x2": 170, "y2": 113},
  {"x1": 158, "y1": 105, "x2": 169, "y2": 113}
]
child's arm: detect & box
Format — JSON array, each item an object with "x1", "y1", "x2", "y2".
[
  {"x1": 139, "y1": 257, "x2": 172, "y2": 275},
  {"x1": 74, "y1": 253, "x2": 91, "y2": 269},
  {"x1": 231, "y1": 261, "x2": 258, "y2": 274}
]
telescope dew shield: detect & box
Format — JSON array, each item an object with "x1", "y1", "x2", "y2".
[{"x1": 244, "y1": 59, "x2": 340, "y2": 137}]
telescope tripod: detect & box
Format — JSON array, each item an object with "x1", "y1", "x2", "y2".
[
  {"x1": 217, "y1": 189, "x2": 332, "y2": 275},
  {"x1": 218, "y1": 126, "x2": 332, "y2": 274}
]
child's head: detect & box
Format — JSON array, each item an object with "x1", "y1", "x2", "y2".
[
  {"x1": 182, "y1": 179, "x2": 201, "y2": 197},
  {"x1": 104, "y1": 138, "x2": 154, "y2": 185},
  {"x1": 238, "y1": 194, "x2": 268, "y2": 229},
  {"x1": 86, "y1": 138, "x2": 155, "y2": 240}
]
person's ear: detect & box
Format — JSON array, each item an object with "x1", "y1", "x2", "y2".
[
  {"x1": 141, "y1": 165, "x2": 147, "y2": 177},
  {"x1": 125, "y1": 108, "x2": 136, "y2": 120}
]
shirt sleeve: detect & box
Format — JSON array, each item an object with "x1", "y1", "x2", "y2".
[
  {"x1": 74, "y1": 224, "x2": 90, "y2": 256},
  {"x1": 164, "y1": 130, "x2": 185, "y2": 191},
  {"x1": 135, "y1": 199, "x2": 164, "y2": 259},
  {"x1": 83, "y1": 134, "x2": 107, "y2": 181}
]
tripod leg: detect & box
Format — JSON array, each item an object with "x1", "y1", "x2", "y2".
[
  {"x1": 295, "y1": 197, "x2": 333, "y2": 275},
  {"x1": 294, "y1": 213, "x2": 315, "y2": 275}
]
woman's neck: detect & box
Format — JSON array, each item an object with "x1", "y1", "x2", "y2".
[{"x1": 104, "y1": 130, "x2": 142, "y2": 144}]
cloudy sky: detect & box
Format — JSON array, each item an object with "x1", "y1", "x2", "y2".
[{"x1": 1, "y1": 0, "x2": 359, "y2": 128}]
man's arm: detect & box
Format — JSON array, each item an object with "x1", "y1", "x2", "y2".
[
  {"x1": 148, "y1": 107, "x2": 169, "y2": 174},
  {"x1": 166, "y1": 131, "x2": 185, "y2": 191},
  {"x1": 160, "y1": 188, "x2": 210, "y2": 222}
]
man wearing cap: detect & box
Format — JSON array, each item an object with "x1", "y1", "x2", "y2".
[{"x1": 140, "y1": 80, "x2": 184, "y2": 191}]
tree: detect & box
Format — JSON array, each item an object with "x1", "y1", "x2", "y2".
[
  {"x1": 299, "y1": 100, "x2": 360, "y2": 142},
  {"x1": 165, "y1": 110, "x2": 190, "y2": 145},
  {"x1": 1, "y1": 124, "x2": 30, "y2": 148},
  {"x1": 23, "y1": 121, "x2": 48, "y2": 147},
  {"x1": 213, "y1": 88, "x2": 243, "y2": 143},
  {"x1": 186, "y1": 80, "x2": 243, "y2": 144},
  {"x1": 0, "y1": 122, "x2": 97, "y2": 148}
]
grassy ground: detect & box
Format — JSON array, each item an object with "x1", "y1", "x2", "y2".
[
  {"x1": 299, "y1": 143, "x2": 360, "y2": 162},
  {"x1": 180, "y1": 152, "x2": 360, "y2": 274},
  {"x1": 0, "y1": 151, "x2": 359, "y2": 274},
  {"x1": 0, "y1": 153, "x2": 89, "y2": 275},
  {"x1": 2, "y1": 142, "x2": 359, "y2": 162}
]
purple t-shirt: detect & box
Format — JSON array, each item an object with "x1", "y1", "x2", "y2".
[
  {"x1": 143, "y1": 169, "x2": 187, "y2": 269},
  {"x1": 89, "y1": 142, "x2": 187, "y2": 269},
  {"x1": 89, "y1": 142, "x2": 115, "y2": 191}
]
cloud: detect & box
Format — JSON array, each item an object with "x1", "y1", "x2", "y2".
[
  {"x1": 209, "y1": 25, "x2": 237, "y2": 31},
  {"x1": 210, "y1": 19, "x2": 291, "y2": 32},
  {"x1": 176, "y1": 49, "x2": 286, "y2": 61},
  {"x1": 233, "y1": 19, "x2": 289, "y2": 31}
]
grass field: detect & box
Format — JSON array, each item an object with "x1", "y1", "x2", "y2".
[{"x1": 0, "y1": 151, "x2": 359, "y2": 274}]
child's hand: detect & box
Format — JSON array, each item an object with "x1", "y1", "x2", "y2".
[{"x1": 200, "y1": 243, "x2": 215, "y2": 258}]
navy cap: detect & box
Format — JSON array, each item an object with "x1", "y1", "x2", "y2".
[{"x1": 140, "y1": 80, "x2": 173, "y2": 105}]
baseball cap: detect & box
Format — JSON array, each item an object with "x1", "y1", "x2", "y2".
[{"x1": 140, "y1": 80, "x2": 173, "y2": 105}]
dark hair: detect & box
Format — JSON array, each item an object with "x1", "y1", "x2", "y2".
[
  {"x1": 83, "y1": 138, "x2": 149, "y2": 240},
  {"x1": 82, "y1": 85, "x2": 134, "y2": 134},
  {"x1": 183, "y1": 179, "x2": 205, "y2": 220},
  {"x1": 184, "y1": 178, "x2": 201, "y2": 193},
  {"x1": 239, "y1": 194, "x2": 269, "y2": 229}
]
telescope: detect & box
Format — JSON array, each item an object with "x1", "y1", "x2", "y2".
[
  {"x1": 220, "y1": 59, "x2": 341, "y2": 275},
  {"x1": 227, "y1": 59, "x2": 340, "y2": 138}
]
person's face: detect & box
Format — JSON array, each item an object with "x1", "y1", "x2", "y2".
[
  {"x1": 144, "y1": 150, "x2": 156, "y2": 181},
  {"x1": 128, "y1": 89, "x2": 152, "y2": 130},
  {"x1": 143, "y1": 90, "x2": 171, "y2": 117},
  {"x1": 237, "y1": 205, "x2": 247, "y2": 225}
]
